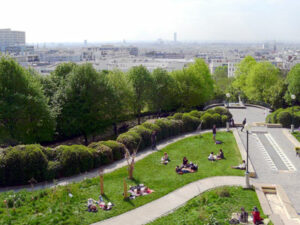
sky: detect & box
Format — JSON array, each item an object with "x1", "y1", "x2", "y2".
[{"x1": 1, "y1": 0, "x2": 300, "y2": 43}]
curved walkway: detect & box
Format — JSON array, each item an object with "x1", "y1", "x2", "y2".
[
  {"x1": 92, "y1": 176, "x2": 246, "y2": 225},
  {"x1": 0, "y1": 129, "x2": 219, "y2": 193}
]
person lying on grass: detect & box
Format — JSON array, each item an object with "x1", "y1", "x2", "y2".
[
  {"x1": 208, "y1": 152, "x2": 216, "y2": 161},
  {"x1": 128, "y1": 184, "x2": 154, "y2": 199},
  {"x1": 231, "y1": 160, "x2": 246, "y2": 170},
  {"x1": 87, "y1": 198, "x2": 98, "y2": 212},
  {"x1": 161, "y1": 152, "x2": 170, "y2": 165},
  {"x1": 176, "y1": 162, "x2": 198, "y2": 174},
  {"x1": 216, "y1": 149, "x2": 225, "y2": 160}
]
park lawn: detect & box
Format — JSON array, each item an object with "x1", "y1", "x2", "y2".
[
  {"x1": 292, "y1": 131, "x2": 300, "y2": 142},
  {"x1": 0, "y1": 132, "x2": 244, "y2": 225},
  {"x1": 148, "y1": 186, "x2": 273, "y2": 225}
]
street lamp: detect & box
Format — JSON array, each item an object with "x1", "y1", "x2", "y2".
[
  {"x1": 291, "y1": 94, "x2": 296, "y2": 133},
  {"x1": 226, "y1": 93, "x2": 231, "y2": 107},
  {"x1": 244, "y1": 123, "x2": 251, "y2": 189}
]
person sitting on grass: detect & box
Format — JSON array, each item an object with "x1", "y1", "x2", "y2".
[
  {"x1": 208, "y1": 152, "x2": 216, "y2": 161},
  {"x1": 239, "y1": 207, "x2": 248, "y2": 223},
  {"x1": 252, "y1": 206, "x2": 264, "y2": 224},
  {"x1": 216, "y1": 149, "x2": 225, "y2": 160},
  {"x1": 161, "y1": 152, "x2": 170, "y2": 165},
  {"x1": 87, "y1": 198, "x2": 98, "y2": 212},
  {"x1": 231, "y1": 160, "x2": 246, "y2": 170},
  {"x1": 182, "y1": 156, "x2": 188, "y2": 167}
]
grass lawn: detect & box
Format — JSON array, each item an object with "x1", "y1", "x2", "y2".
[
  {"x1": 148, "y1": 186, "x2": 273, "y2": 225},
  {"x1": 292, "y1": 131, "x2": 300, "y2": 142},
  {"x1": 0, "y1": 132, "x2": 244, "y2": 225}
]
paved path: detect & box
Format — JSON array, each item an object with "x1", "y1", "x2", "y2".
[
  {"x1": 92, "y1": 176, "x2": 245, "y2": 225},
  {"x1": 0, "y1": 129, "x2": 218, "y2": 193},
  {"x1": 229, "y1": 107, "x2": 300, "y2": 214}
]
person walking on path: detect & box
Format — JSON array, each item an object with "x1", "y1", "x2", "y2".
[
  {"x1": 212, "y1": 124, "x2": 217, "y2": 142},
  {"x1": 241, "y1": 118, "x2": 246, "y2": 132},
  {"x1": 151, "y1": 131, "x2": 157, "y2": 150}
]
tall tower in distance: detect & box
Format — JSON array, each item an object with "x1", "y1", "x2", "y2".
[{"x1": 174, "y1": 32, "x2": 177, "y2": 42}]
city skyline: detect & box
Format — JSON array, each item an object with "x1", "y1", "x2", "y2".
[{"x1": 1, "y1": 0, "x2": 300, "y2": 43}]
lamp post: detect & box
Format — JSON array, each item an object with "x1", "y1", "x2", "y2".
[
  {"x1": 226, "y1": 93, "x2": 231, "y2": 107},
  {"x1": 244, "y1": 123, "x2": 251, "y2": 189},
  {"x1": 291, "y1": 94, "x2": 296, "y2": 133}
]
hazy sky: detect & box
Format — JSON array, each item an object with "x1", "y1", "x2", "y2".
[{"x1": 1, "y1": 0, "x2": 300, "y2": 43}]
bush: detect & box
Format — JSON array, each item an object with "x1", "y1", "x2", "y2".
[
  {"x1": 88, "y1": 142, "x2": 113, "y2": 166},
  {"x1": 221, "y1": 115, "x2": 228, "y2": 126},
  {"x1": 154, "y1": 118, "x2": 172, "y2": 139},
  {"x1": 116, "y1": 131, "x2": 142, "y2": 153},
  {"x1": 212, "y1": 113, "x2": 222, "y2": 127},
  {"x1": 46, "y1": 161, "x2": 62, "y2": 180},
  {"x1": 142, "y1": 122, "x2": 162, "y2": 140},
  {"x1": 173, "y1": 113, "x2": 183, "y2": 120},
  {"x1": 100, "y1": 140, "x2": 125, "y2": 161},
  {"x1": 188, "y1": 110, "x2": 203, "y2": 119},
  {"x1": 41, "y1": 147, "x2": 57, "y2": 161},
  {"x1": 182, "y1": 114, "x2": 200, "y2": 132},
  {"x1": 56, "y1": 145, "x2": 94, "y2": 177},
  {"x1": 200, "y1": 113, "x2": 214, "y2": 129},
  {"x1": 1, "y1": 145, "x2": 48, "y2": 186},
  {"x1": 168, "y1": 119, "x2": 184, "y2": 136},
  {"x1": 130, "y1": 125, "x2": 152, "y2": 149},
  {"x1": 278, "y1": 111, "x2": 292, "y2": 128}
]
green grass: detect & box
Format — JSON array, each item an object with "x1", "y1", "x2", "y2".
[
  {"x1": 0, "y1": 132, "x2": 244, "y2": 225},
  {"x1": 292, "y1": 131, "x2": 300, "y2": 142},
  {"x1": 148, "y1": 186, "x2": 270, "y2": 225}
]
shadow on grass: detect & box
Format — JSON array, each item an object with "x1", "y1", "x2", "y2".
[
  {"x1": 123, "y1": 197, "x2": 135, "y2": 206},
  {"x1": 102, "y1": 193, "x2": 111, "y2": 202}
]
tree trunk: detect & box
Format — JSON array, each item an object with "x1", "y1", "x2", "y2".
[
  {"x1": 83, "y1": 132, "x2": 88, "y2": 146},
  {"x1": 137, "y1": 111, "x2": 141, "y2": 125},
  {"x1": 128, "y1": 162, "x2": 134, "y2": 179},
  {"x1": 113, "y1": 122, "x2": 118, "y2": 136}
]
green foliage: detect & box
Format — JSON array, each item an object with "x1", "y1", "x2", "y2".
[
  {"x1": 174, "y1": 112, "x2": 184, "y2": 120},
  {"x1": 188, "y1": 110, "x2": 203, "y2": 118},
  {"x1": 46, "y1": 161, "x2": 62, "y2": 180},
  {"x1": 285, "y1": 63, "x2": 300, "y2": 103},
  {"x1": 100, "y1": 140, "x2": 125, "y2": 161},
  {"x1": 266, "y1": 107, "x2": 300, "y2": 127},
  {"x1": 1, "y1": 145, "x2": 48, "y2": 186},
  {"x1": 278, "y1": 111, "x2": 292, "y2": 128},
  {"x1": 0, "y1": 57, "x2": 55, "y2": 145},
  {"x1": 171, "y1": 59, "x2": 214, "y2": 109},
  {"x1": 87, "y1": 142, "x2": 113, "y2": 165},
  {"x1": 182, "y1": 114, "x2": 200, "y2": 132},
  {"x1": 200, "y1": 113, "x2": 214, "y2": 129}
]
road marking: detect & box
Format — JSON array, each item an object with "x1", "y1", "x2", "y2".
[
  {"x1": 252, "y1": 133, "x2": 278, "y2": 171},
  {"x1": 265, "y1": 133, "x2": 296, "y2": 171}
]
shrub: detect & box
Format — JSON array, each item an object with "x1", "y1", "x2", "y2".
[
  {"x1": 182, "y1": 114, "x2": 200, "y2": 132},
  {"x1": 168, "y1": 119, "x2": 184, "y2": 136},
  {"x1": 130, "y1": 125, "x2": 152, "y2": 149},
  {"x1": 188, "y1": 110, "x2": 203, "y2": 119},
  {"x1": 116, "y1": 131, "x2": 142, "y2": 153},
  {"x1": 88, "y1": 142, "x2": 113, "y2": 166},
  {"x1": 46, "y1": 161, "x2": 62, "y2": 180},
  {"x1": 173, "y1": 113, "x2": 183, "y2": 120},
  {"x1": 154, "y1": 118, "x2": 172, "y2": 139},
  {"x1": 1, "y1": 145, "x2": 48, "y2": 186},
  {"x1": 142, "y1": 122, "x2": 162, "y2": 140},
  {"x1": 278, "y1": 111, "x2": 292, "y2": 128},
  {"x1": 41, "y1": 147, "x2": 57, "y2": 161},
  {"x1": 200, "y1": 113, "x2": 214, "y2": 129},
  {"x1": 212, "y1": 113, "x2": 222, "y2": 127},
  {"x1": 56, "y1": 145, "x2": 94, "y2": 177},
  {"x1": 100, "y1": 140, "x2": 125, "y2": 161},
  {"x1": 221, "y1": 115, "x2": 228, "y2": 126}
]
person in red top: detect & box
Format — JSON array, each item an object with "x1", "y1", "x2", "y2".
[{"x1": 252, "y1": 206, "x2": 264, "y2": 224}]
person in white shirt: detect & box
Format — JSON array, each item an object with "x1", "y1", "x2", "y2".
[{"x1": 231, "y1": 160, "x2": 246, "y2": 170}]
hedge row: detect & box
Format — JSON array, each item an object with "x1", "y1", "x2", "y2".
[
  {"x1": 0, "y1": 107, "x2": 232, "y2": 187},
  {"x1": 266, "y1": 106, "x2": 300, "y2": 128}
]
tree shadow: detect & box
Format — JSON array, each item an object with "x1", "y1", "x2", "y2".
[
  {"x1": 123, "y1": 197, "x2": 135, "y2": 206},
  {"x1": 102, "y1": 193, "x2": 111, "y2": 202}
]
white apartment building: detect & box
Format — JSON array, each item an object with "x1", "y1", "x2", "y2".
[{"x1": 0, "y1": 29, "x2": 25, "y2": 50}]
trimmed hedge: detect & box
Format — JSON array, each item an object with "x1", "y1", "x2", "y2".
[
  {"x1": 266, "y1": 107, "x2": 300, "y2": 128},
  {"x1": 0, "y1": 108, "x2": 232, "y2": 187}
]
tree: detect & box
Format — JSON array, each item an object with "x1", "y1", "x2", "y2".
[
  {"x1": 56, "y1": 63, "x2": 111, "y2": 145},
  {"x1": 269, "y1": 79, "x2": 288, "y2": 109},
  {"x1": 128, "y1": 65, "x2": 152, "y2": 124},
  {"x1": 244, "y1": 62, "x2": 280, "y2": 103},
  {"x1": 105, "y1": 70, "x2": 134, "y2": 135},
  {"x1": 0, "y1": 57, "x2": 55, "y2": 145},
  {"x1": 232, "y1": 56, "x2": 257, "y2": 94},
  {"x1": 148, "y1": 68, "x2": 176, "y2": 114},
  {"x1": 171, "y1": 59, "x2": 214, "y2": 109},
  {"x1": 285, "y1": 63, "x2": 300, "y2": 103}
]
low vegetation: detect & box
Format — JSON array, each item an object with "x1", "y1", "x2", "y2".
[
  {"x1": 266, "y1": 106, "x2": 300, "y2": 128},
  {"x1": 0, "y1": 132, "x2": 243, "y2": 224},
  {"x1": 148, "y1": 186, "x2": 271, "y2": 225}
]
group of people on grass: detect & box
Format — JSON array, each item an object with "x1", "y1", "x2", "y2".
[
  {"x1": 175, "y1": 157, "x2": 198, "y2": 174},
  {"x1": 128, "y1": 184, "x2": 153, "y2": 199},
  {"x1": 87, "y1": 195, "x2": 114, "y2": 212},
  {"x1": 207, "y1": 149, "x2": 225, "y2": 161},
  {"x1": 231, "y1": 206, "x2": 264, "y2": 224}
]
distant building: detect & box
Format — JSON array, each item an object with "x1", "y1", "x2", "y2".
[
  {"x1": 0, "y1": 29, "x2": 25, "y2": 51},
  {"x1": 209, "y1": 60, "x2": 228, "y2": 74},
  {"x1": 174, "y1": 32, "x2": 177, "y2": 42}
]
